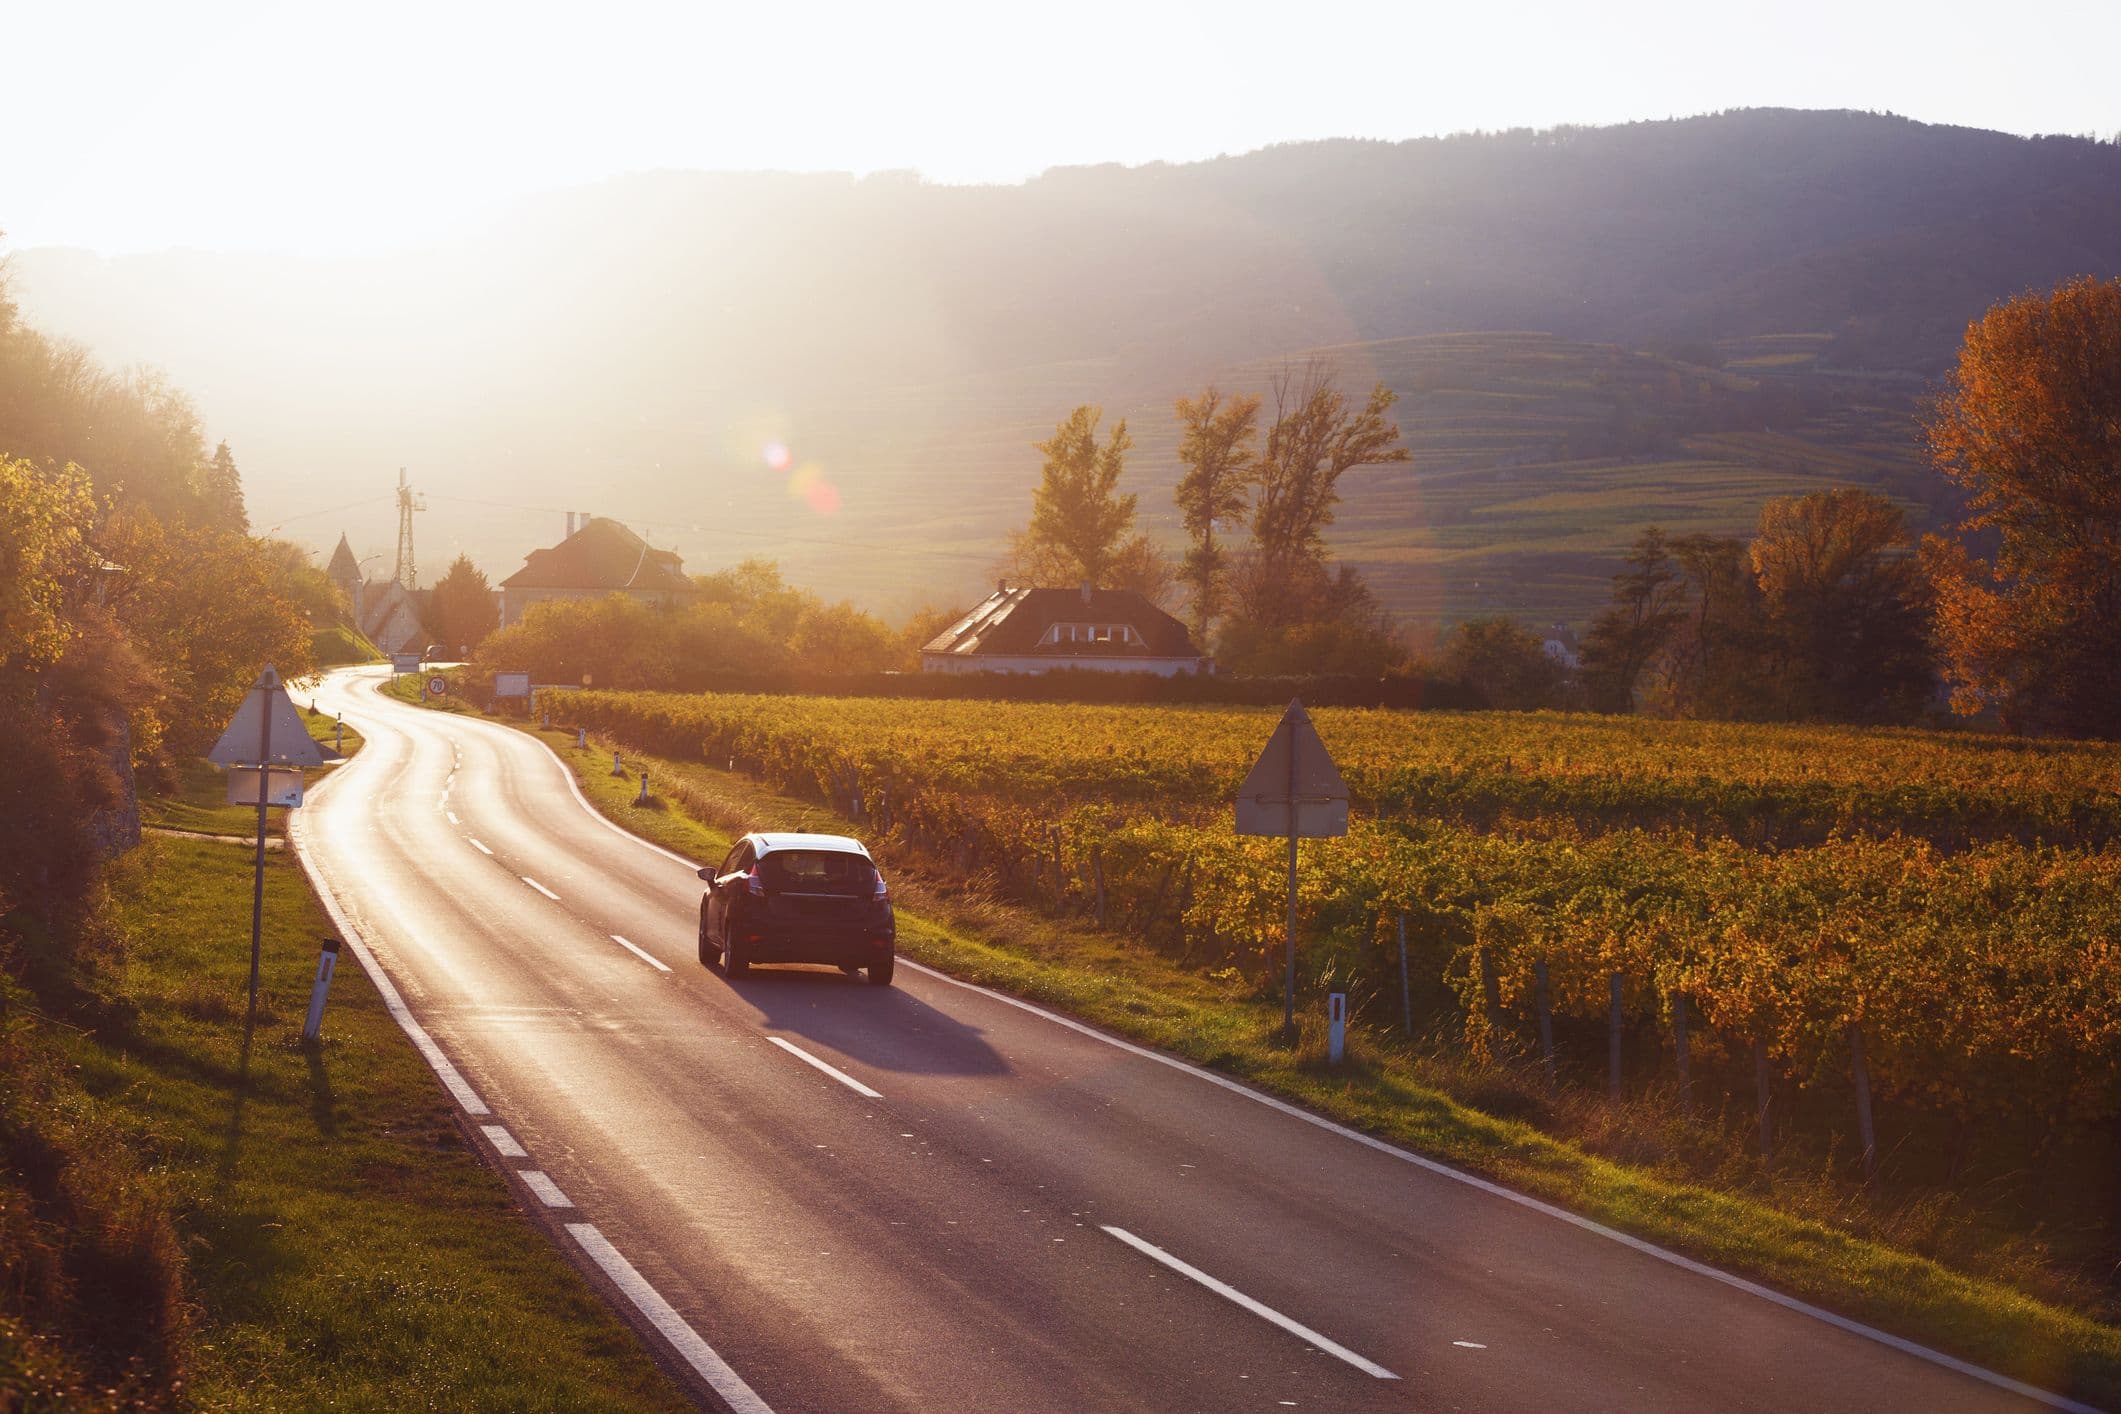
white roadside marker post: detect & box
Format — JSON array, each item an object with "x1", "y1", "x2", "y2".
[
  {"x1": 637, "y1": 772, "x2": 650, "y2": 805},
  {"x1": 610, "y1": 750, "x2": 625, "y2": 776},
  {"x1": 303, "y1": 938, "x2": 342, "y2": 1042},
  {"x1": 1328, "y1": 991, "x2": 1347, "y2": 1065},
  {"x1": 577, "y1": 727, "x2": 587, "y2": 750}
]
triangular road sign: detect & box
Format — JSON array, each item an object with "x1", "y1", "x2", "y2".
[
  {"x1": 207, "y1": 666, "x2": 335, "y2": 768},
  {"x1": 1235, "y1": 699, "x2": 1348, "y2": 838}
]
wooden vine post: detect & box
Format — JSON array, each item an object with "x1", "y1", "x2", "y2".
[
  {"x1": 1753, "y1": 1036, "x2": 1773, "y2": 1157},
  {"x1": 1849, "y1": 1022, "x2": 1878, "y2": 1180},
  {"x1": 1478, "y1": 946, "x2": 1507, "y2": 1061},
  {"x1": 1532, "y1": 960, "x2": 1556, "y2": 1091},
  {"x1": 1607, "y1": 972, "x2": 1624, "y2": 1102},
  {"x1": 1672, "y1": 992, "x2": 1693, "y2": 1115}
]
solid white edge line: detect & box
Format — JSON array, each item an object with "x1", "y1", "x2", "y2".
[
  {"x1": 1102, "y1": 1225, "x2": 1397, "y2": 1380},
  {"x1": 922, "y1": 957, "x2": 2099, "y2": 1413},
  {"x1": 468, "y1": 837, "x2": 494, "y2": 855},
  {"x1": 286, "y1": 790, "x2": 490, "y2": 1118},
  {"x1": 481, "y1": 1124, "x2": 528, "y2": 1158},
  {"x1": 295, "y1": 692, "x2": 774, "y2": 1413},
  {"x1": 447, "y1": 811, "x2": 459, "y2": 824},
  {"x1": 567, "y1": 1223, "x2": 775, "y2": 1414},
  {"x1": 522, "y1": 875, "x2": 560, "y2": 900},
  {"x1": 520, "y1": 1170, "x2": 574, "y2": 1207},
  {"x1": 610, "y1": 934, "x2": 673, "y2": 972},
  {"x1": 767, "y1": 1036, "x2": 884, "y2": 1099},
  {"x1": 462, "y1": 670, "x2": 2092, "y2": 1414}
]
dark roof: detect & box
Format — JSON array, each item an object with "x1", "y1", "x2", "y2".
[
  {"x1": 921, "y1": 586, "x2": 1202, "y2": 660},
  {"x1": 499, "y1": 517, "x2": 693, "y2": 592},
  {"x1": 325, "y1": 533, "x2": 361, "y2": 582}
]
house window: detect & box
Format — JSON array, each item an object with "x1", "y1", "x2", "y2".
[{"x1": 1042, "y1": 621, "x2": 1143, "y2": 647}]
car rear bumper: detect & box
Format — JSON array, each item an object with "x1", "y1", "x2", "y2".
[{"x1": 737, "y1": 929, "x2": 895, "y2": 966}]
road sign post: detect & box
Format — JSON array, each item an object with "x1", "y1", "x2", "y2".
[
  {"x1": 208, "y1": 666, "x2": 336, "y2": 1016},
  {"x1": 1235, "y1": 700, "x2": 1349, "y2": 1035}
]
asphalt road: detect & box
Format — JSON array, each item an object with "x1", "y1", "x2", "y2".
[{"x1": 291, "y1": 665, "x2": 2075, "y2": 1413}]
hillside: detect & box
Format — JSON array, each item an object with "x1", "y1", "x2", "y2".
[{"x1": 8, "y1": 108, "x2": 2115, "y2": 629}]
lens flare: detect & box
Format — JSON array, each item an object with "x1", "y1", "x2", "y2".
[
  {"x1": 763, "y1": 441, "x2": 793, "y2": 473},
  {"x1": 803, "y1": 480, "x2": 841, "y2": 515}
]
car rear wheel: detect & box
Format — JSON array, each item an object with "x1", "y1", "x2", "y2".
[
  {"x1": 867, "y1": 952, "x2": 895, "y2": 987},
  {"x1": 725, "y1": 935, "x2": 750, "y2": 979}
]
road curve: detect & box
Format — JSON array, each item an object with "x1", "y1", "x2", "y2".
[{"x1": 291, "y1": 665, "x2": 2071, "y2": 1412}]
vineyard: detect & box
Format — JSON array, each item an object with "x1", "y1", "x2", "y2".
[{"x1": 550, "y1": 688, "x2": 2121, "y2": 1174}]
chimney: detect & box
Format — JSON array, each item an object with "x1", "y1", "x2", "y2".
[
  {"x1": 1079, "y1": 581, "x2": 1093, "y2": 605},
  {"x1": 997, "y1": 578, "x2": 1008, "y2": 595},
  {"x1": 564, "y1": 511, "x2": 576, "y2": 538}
]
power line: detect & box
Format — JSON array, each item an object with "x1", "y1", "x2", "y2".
[{"x1": 258, "y1": 493, "x2": 393, "y2": 536}]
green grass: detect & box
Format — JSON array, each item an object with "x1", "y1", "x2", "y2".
[
  {"x1": 309, "y1": 622, "x2": 381, "y2": 667},
  {"x1": 427, "y1": 696, "x2": 2121, "y2": 1406},
  {"x1": 26, "y1": 835, "x2": 688, "y2": 1407},
  {"x1": 141, "y1": 708, "x2": 365, "y2": 839}
]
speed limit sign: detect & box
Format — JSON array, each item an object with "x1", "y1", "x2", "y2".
[{"x1": 427, "y1": 676, "x2": 448, "y2": 697}]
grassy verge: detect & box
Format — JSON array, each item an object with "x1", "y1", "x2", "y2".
[
  {"x1": 402, "y1": 685, "x2": 2120, "y2": 1406},
  {"x1": 1, "y1": 832, "x2": 688, "y2": 1408}
]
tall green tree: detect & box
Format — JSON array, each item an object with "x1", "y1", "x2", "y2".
[
  {"x1": 425, "y1": 553, "x2": 500, "y2": 655},
  {"x1": 1579, "y1": 528, "x2": 1686, "y2": 713},
  {"x1": 1441, "y1": 617, "x2": 1566, "y2": 710},
  {"x1": 1172, "y1": 387, "x2": 1258, "y2": 644},
  {"x1": 1748, "y1": 488, "x2": 1930, "y2": 721},
  {"x1": 1022, "y1": 405, "x2": 1138, "y2": 586},
  {"x1": 1645, "y1": 533, "x2": 1769, "y2": 719},
  {"x1": 1235, "y1": 364, "x2": 1409, "y2": 628},
  {"x1": 195, "y1": 439, "x2": 247, "y2": 531},
  {"x1": 1921, "y1": 275, "x2": 2121, "y2": 735}
]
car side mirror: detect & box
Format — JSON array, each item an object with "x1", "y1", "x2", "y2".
[{"x1": 697, "y1": 867, "x2": 714, "y2": 882}]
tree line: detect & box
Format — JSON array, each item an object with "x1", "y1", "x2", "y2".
[
  {"x1": 1559, "y1": 276, "x2": 2121, "y2": 733},
  {"x1": 1005, "y1": 277, "x2": 2121, "y2": 737},
  {"x1": 0, "y1": 270, "x2": 330, "y2": 922},
  {"x1": 1005, "y1": 360, "x2": 1413, "y2": 676}
]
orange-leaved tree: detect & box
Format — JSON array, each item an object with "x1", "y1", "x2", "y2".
[{"x1": 1922, "y1": 276, "x2": 2121, "y2": 736}]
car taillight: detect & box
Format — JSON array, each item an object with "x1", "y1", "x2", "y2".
[
  {"x1": 743, "y1": 866, "x2": 766, "y2": 898},
  {"x1": 872, "y1": 870, "x2": 889, "y2": 902}
]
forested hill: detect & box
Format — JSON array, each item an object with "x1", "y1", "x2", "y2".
[{"x1": 12, "y1": 109, "x2": 2121, "y2": 625}]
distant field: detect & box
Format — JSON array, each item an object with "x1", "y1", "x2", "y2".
[{"x1": 772, "y1": 330, "x2": 1936, "y2": 636}]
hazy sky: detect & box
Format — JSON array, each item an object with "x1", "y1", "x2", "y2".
[{"x1": 8, "y1": 0, "x2": 2118, "y2": 253}]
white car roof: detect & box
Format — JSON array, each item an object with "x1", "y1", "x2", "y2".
[{"x1": 751, "y1": 832, "x2": 871, "y2": 856}]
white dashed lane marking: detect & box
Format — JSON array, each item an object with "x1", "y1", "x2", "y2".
[
  {"x1": 768, "y1": 1036, "x2": 883, "y2": 1099},
  {"x1": 1101, "y1": 1225, "x2": 1397, "y2": 1380},
  {"x1": 611, "y1": 934, "x2": 672, "y2": 972}
]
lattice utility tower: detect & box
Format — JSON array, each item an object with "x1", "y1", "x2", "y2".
[{"x1": 392, "y1": 467, "x2": 425, "y2": 589}]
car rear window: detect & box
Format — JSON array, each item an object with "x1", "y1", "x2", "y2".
[{"x1": 759, "y1": 850, "x2": 876, "y2": 894}]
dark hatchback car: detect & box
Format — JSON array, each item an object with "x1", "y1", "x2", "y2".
[{"x1": 697, "y1": 832, "x2": 896, "y2": 986}]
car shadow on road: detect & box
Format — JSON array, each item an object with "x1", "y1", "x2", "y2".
[{"x1": 729, "y1": 967, "x2": 1010, "y2": 1078}]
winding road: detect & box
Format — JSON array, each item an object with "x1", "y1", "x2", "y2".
[{"x1": 290, "y1": 665, "x2": 2075, "y2": 1412}]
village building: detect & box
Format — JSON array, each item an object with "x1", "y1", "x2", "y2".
[
  {"x1": 920, "y1": 583, "x2": 1208, "y2": 676},
  {"x1": 497, "y1": 514, "x2": 698, "y2": 628},
  {"x1": 1541, "y1": 623, "x2": 1582, "y2": 671},
  {"x1": 325, "y1": 533, "x2": 426, "y2": 655}
]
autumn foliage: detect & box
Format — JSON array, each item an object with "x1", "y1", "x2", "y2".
[{"x1": 1923, "y1": 276, "x2": 2121, "y2": 737}]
